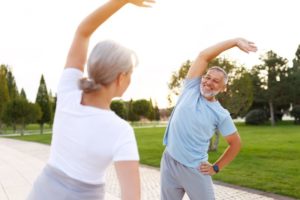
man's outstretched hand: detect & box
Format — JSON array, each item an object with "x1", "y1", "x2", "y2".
[{"x1": 236, "y1": 38, "x2": 258, "y2": 53}]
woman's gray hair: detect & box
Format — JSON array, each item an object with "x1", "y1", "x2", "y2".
[
  {"x1": 79, "y1": 40, "x2": 138, "y2": 93},
  {"x1": 208, "y1": 66, "x2": 228, "y2": 84}
]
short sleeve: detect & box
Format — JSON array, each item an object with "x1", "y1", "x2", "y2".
[
  {"x1": 57, "y1": 68, "x2": 83, "y2": 95},
  {"x1": 217, "y1": 115, "x2": 237, "y2": 136},
  {"x1": 113, "y1": 126, "x2": 139, "y2": 161},
  {"x1": 183, "y1": 77, "x2": 201, "y2": 92}
]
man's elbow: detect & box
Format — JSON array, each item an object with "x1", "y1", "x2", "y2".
[
  {"x1": 228, "y1": 133, "x2": 242, "y2": 152},
  {"x1": 234, "y1": 134, "x2": 242, "y2": 152}
]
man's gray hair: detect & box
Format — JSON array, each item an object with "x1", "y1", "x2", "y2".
[{"x1": 208, "y1": 66, "x2": 228, "y2": 84}]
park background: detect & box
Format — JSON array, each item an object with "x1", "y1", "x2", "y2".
[{"x1": 0, "y1": 0, "x2": 300, "y2": 199}]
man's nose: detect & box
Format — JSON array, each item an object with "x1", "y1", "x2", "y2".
[{"x1": 206, "y1": 79, "x2": 213, "y2": 85}]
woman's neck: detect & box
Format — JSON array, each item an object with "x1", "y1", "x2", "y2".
[{"x1": 81, "y1": 91, "x2": 112, "y2": 110}]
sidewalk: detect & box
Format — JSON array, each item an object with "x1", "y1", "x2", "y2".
[{"x1": 0, "y1": 137, "x2": 296, "y2": 200}]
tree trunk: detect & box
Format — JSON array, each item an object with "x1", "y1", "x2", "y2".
[
  {"x1": 13, "y1": 123, "x2": 17, "y2": 133},
  {"x1": 21, "y1": 123, "x2": 25, "y2": 136},
  {"x1": 40, "y1": 123, "x2": 44, "y2": 134},
  {"x1": 209, "y1": 131, "x2": 220, "y2": 152},
  {"x1": 213, "y1": 131, "x2": 220, "y2": 151},
  {"x1": 269, "y1": 101, "x2": 275, "y2": 126}
]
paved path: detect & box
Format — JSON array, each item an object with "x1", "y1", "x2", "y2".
[{"x1": 0, "y1": 137, "x2": 296, "y2": 200}]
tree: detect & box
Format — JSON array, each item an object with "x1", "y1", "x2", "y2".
[
  {"x1": 111, "y1": 100, "x2": 127, "y2": 119},
  {"x1": 1, "y1": 99, "x2": 42, "y2": 135},
  {"x1": 153, "y1": 101, "x2": 160, "y2": 121},
  {"x1": 48, "y1": 90, "x2": 57, "y2": 125},
  {"x1": 251, "y1": 51, "x2": 291, "y2": 126},
  {"x1": 290, "y1": 44, "x2": 300, "y2": 106},
  {"x1": 127, "y1": 99, "x2": 139, "y2": 122},
  {"x1": 147, "y1": 98, "x2": 155, "y2": 121},
  {"x1": 6, "y1": 69, "x2": 19, "y2": 100},
  {"x1": 0, "y1": 65, "x2": 10, "y2": 131},
  {"x1": 20, "y1": 88, "x2": 28, "y2": 101},
  {"x1": 168, "y1": 60, "x2": 192, "y2": 105},
  {"x1": 35, "y1": 75, "x2": 52, "y2": 134},
  {"x1": 249, "y1": 68, "x2": 269, "y2": 111},
  {"x1": 132, "y1": 99, "x2": 151, "y2": 120},
  {"x1": 245, "y1": 109, "x2": 268, "y2": 125},
  {"x1": 292, "y1": 44, "x2": 300, "y2": 71},
  {"x1": 290, "y1": 105, "x2": 300, "y2": 124},
  {"x1": 218, "y1": 68, "x2": 253, "y2": 118}
]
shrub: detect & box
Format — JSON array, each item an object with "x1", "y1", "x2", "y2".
[
  {"x1": 291, "y1": 105, "x2": 300, "y2": 124},
  {"x1": 245, "y1": 109, "x2": 268, "y2": 125}
]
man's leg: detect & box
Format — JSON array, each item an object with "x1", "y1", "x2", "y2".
[
  {"x1": 160, "y1": 151, "x2": 185, "y2": 200},
  {"x1": 181, "y1": 167, "x2": 215, "y2": 200}
]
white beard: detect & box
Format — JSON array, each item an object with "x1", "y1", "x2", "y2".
[{"x1": 200, "y1": 85, "x2": 219, "y2": 98}]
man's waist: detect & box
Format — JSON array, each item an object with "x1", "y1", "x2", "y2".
[{"x1": 166, "y1": 146, "x2": 208, "y2": 168}]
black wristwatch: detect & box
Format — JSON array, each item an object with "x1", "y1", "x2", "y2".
[{"x1": 212, "y1": 164, "x2": 219, "y2": 173}]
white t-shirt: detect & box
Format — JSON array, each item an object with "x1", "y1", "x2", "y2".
[{"x1": 48, "y1": 68, "x2": 139, "y2": 184}]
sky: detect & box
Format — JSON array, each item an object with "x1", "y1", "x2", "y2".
[{"x1": 1, "y1": 0, "x2": 300, "y2": 108}]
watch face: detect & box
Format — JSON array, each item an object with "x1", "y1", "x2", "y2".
[{"x1": 213, "y1": 165, "x2": 219, "y2": 173}]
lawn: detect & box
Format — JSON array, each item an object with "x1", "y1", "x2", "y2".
[{"x1": 5, "y1": 122, "x2": 300, "y2": 199}]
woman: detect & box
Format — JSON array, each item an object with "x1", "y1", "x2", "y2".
[{"x1": 27, "y1": 0, "x2": 155, "y2": 199}]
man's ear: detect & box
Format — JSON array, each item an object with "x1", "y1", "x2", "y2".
[{"x1": 221, "y1": 85, "x2": 227, "y2": 92}]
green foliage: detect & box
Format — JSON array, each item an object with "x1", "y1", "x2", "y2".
[
  {"x1": 48, "y1": 90, "x2": 57, "y2": 125},
  {"x1": 0, "y1": 65, "x2": 10, "y2": 120},
  {"x1": 289, "y1": 70, "x2": 300, "y2": 105},
  {"x1": 168, "y1": 60, "x2": 192, "y2": 97},
  {"x1": 127, "y1": 99, "x2": 139, "y2": 121},
  {"x1": 110, "y1": 99, "x2": 160, "y2": 122},
  {"x1": 20, "y1": 88, "x2": 27, "y2": 101},
  {"x1": 251, "y1": 51, "x2": 291, "y2": 125},
  {"x1": 245, "y1": 109, "x2": 268, "y2": 125},
  {"x1": 291, "y1": 105, "x2": 300, "y2": 124},
  {"x1": 218, "y1": 68, "x2": 253, "y2": 118},
  {"x1": 291, "y1": 45, "x2": 300, "y2": 105},
  {"x1": 132, "y1": 99, "x2": 151, "y2": 119},
  {"x1": 1, "y1": 99, "x2": 42, "y2": 135},
  {"x1": 6, "y1": 70, "x2": 19, "y2": 100},
  {"x1": 154, "y1": 104, "x2": 160, "y2": 121},
  {"x1": 111, "y1": 100, "x2": 127, "y2": 119},
  {"x1": 147, "y1": 99, "x2": 155, "y2": 120},
  {"x1": 292, "y1": 44, "x2": 300, "y2": 71},
  {"x1": 35, "y1": 75, "x2": 52, "y2": 133}
]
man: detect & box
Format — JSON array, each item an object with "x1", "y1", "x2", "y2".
[{"x1": 161, "y1": 38, "x2": 257, "y2": 200}]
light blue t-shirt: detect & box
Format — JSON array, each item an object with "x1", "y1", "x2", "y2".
[{"x1": 163, "y1": 77, "x2": 237, "y2": 168}]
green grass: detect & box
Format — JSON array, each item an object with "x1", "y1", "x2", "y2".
[
  {"x1": 5, "y1": 123, "x2": 300, "y2": 199},
  {"x1": 0, "y1": 123, "x2": 52, "y2": 135},
  {"x1": 209, "y1": 124, "x2": 300, "y2": 199}
]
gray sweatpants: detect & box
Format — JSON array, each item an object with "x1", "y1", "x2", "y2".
[
  {"x1": 27, "y1": 165, "x2": 105, "y2": 200},
  {"x1": 160, "y1": 150, "x2": 215, "y2": 200}
]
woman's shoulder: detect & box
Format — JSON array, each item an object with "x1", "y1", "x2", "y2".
[{"x1": 111, "y1": 114, "x2": 133, "y2": 131}]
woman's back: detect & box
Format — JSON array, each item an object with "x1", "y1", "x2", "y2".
[{"x1": 48, "y1": 68, "x2": 139, "y2": 184}]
